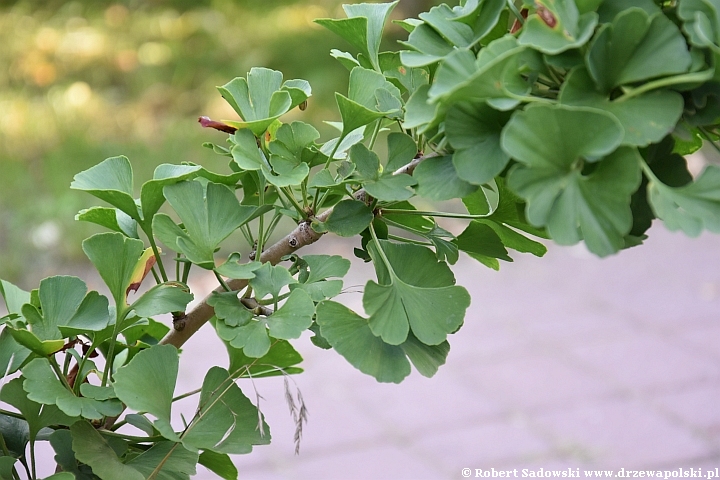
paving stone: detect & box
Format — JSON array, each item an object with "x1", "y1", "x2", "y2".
[
  {"x1": 412, "y1": 419, "x2": 552, "y2": 475},
  {"x1": 567, "y1": 335, "x2": 720, "y2": 393},
  {"x1": 677, "y1": 325, "x2": 720, "y2": 362},
  {"x1": 531, "y1": 398, "x2": 712, "y2": 468},
  {"x1": 653, "y1": 383, "x2": 720, "y2": 436},
  {"x1": 239, "y1": 444, "x2": 443, "y2": 480},
  {"x1": 464, "y1": 354, "x2": 619, "y2": 412}
]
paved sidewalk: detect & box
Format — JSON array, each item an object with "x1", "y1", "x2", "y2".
[{"x1": 177, "y1": 225, "x2": 720, "y2": 479}]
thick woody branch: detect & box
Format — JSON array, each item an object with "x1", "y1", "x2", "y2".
[{"x1": 160, "y1": 153, "x2": 436, "y2": 349}]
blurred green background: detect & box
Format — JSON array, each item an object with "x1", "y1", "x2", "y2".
[{"x1": 0, "y1": 0, "x2": 437, "y2": 284}]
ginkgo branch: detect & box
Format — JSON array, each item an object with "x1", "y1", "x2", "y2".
[{"x1": 159, "y1": 153, "x2": 432, "y2": 349}]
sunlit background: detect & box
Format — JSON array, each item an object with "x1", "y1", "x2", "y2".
[{"x1": 0, "y1": 0, "x2": 437, "y2": 282}]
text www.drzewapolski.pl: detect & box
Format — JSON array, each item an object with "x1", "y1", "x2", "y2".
[{"x1": 462, "y1": 468, "x2": 720, "y2": 479}]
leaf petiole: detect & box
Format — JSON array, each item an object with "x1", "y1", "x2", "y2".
[
  {"x1": 214, "y1": 271, "x2": 232, "y2": 292},
  {"x1": 387, "y1": 234, "x2": 433, "y2": 246},
  {"x1": 368, "y1": 222, "x2": 395, "y2": 282},
  {"x1": 506, "y1": 0, "x2": 525, "y2": 27},
  {"x1": 616, "y1": 68, "x2": 715, "y2": 102},
  {"x1": 381, "y1": 208, "x2": 490, "y2": 220},
  {"x1": 280, "y1": 187, "x2": 307, "y2": 219}
]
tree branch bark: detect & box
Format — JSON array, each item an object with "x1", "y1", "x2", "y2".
[{"x1": 159, "y1": 153, "x2": 435, "y2": 349}]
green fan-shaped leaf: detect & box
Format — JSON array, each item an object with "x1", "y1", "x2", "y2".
[
  {"x1": 262, "y1": 121, "x2": 319, "y2": 187},
  {"x1": 382, "y1": 54, "x2": 430, "y2": 95},
  {"x1": 215, "y1": 254, "x2": 261, "y2": 280},
  {"x1": 331, "y1": 49, "x2": 361, "y2": 70},
  {"x1": 266, "y1": 289, "x2": 314, "y2": 339},
  {"x1": 22, "y1": 359, "x2": 122, "y2": 419},
  {"x1": 75, "y1": 207, "x2": 138, "y2": 238},
  {"x1": 350, "y1": 66, "x2": 401, "y2": 110},
  {"x1": 300, "y1": 254, "x2": 351, "y2": 283},
  {"x1": 399, "y1": 333, "x2": 450, "y2": 378},
  {"x1": 1, "y1": 378, "x2": 77, "y2": 447},
  {"x1": 0, "y1": 328, "x2": 30, "y2": 377},
  {"x1": 419, "y1": 4, "x2": 474, "y2": 48},
  {"x1": 125, "y1": 441, "x2": 198, "y2": 480},
  {"x1": 316, "y1": 2, "x2": 398, "y2": 71},
  {"x1": 316, "y1": 301, "x2": 451, "y2": 382},
  {"x1": 559, "y1": 67, "x2": 685, "y2": 147},
  {"x1": 315, "y1": 300, "x2": 411, "y2": 383},
  {"x1": 424, "y1": 225, "x2": 459, "y2": 265},
  {"x1": 181, "y1": 366, "x2": 270, "y2": 454},
  {"x1": 321, "y1": 199, "x2": 374, "y2": 237},
  {"x1": 157, "y1": 181, "x2": 256, "y2": 268},
  {"x1": 231, "y1": 129, "x2": 266, "y2": 171},
  {"x1": 224, "y1": 337, "x2": 303, "y2": 378},
  {"x1": 48, "y1": 430, "x2": 90, "y2": 480},
  {"x1": 320, "y1": 125, "x2": 366, "y2": 160},
  {"x1": 501, "y1": 104, "x2": 624, "y2": 167},
  {"x1": 214, "y1": 290, "x2": 313, "y2": 355},
  {"x1": 113, "y1": 345, "x2": 178, "y2": 438},
  {"x1": 291, "y1": 280, "x2": 344, "y2": 302},
  {"x1": 334, "y1": 67, "x2": 401, "y2": 140},
  {"x1": 129, "y1": 282, "x2": 193, "y2": 318},
  {"x1": 446, "y1": 102, "x2": 512, "y2": 185},
  {"x1": 455, "y1": 221, "x2": 512, "y2": 270},
  {"x1": 399, "y1": 0, "x2": 505, "y2": 66},
  {"x1": 647, "y1": 164, "x2": 720, "y2": 236},
  {"x1": 597, "y1": 0, "x2": 660, "y2": 22},
  {"x1": 403, "y1": 84, "x2": 445, "y2": 132},
  {"x1": 248, "y1": 263, "x2": 296, "y2": 301},
  {"x1": 198, "y1": 451, "x2": 238, "y2": 480},
  {"x1": 0, "y1": 280, "x2": 29, "y2": 317},
  {"x1": 70, "y1": 156, "x2": 138, "y2": 221},
  {"x1": 269, "y1": 122, "x2": 320, "y2": 161},
  {"x1": 364, "y1": 174, "x2": 418, "y2": 202},
  {"x1": 386, "y1": 132, "x2": 418, "y2": 172},
  {"x1": 5, "y1": 328, "x2": 64, "y2": 356},
  {"x1": 586, "y1": 8, "x2": 693, "y2": 93},
  {"x1": 208, "y1": 292, "x2": 253, "y2": 327},
  {"x1": 502, "y1": 105, "x2": 637, "y2": 256},
  {"x1": 218, "y1": 68, "x2": 310, "y2": 136},
  {"x1": 678, "y1": 0, "x2": 720, "y2": 53},
  {"x1": 413, "y1": 155, "x2": 477, "y2": 201},
  {"x1": 139, "y1": 164, "x2": 202, "y2": 222},
  {"x1": 518, "y1": 0, "x2": 598, "y2": 54},
  {"x1": 290, "y1": 254, "x2": 350, "y2": 302},
  {"x1": 70, "y1": 421, "x2": 144, "y2": 480},
  {"x1": 42, "y1": 276, "x2": 110, "y2": 336},
  {"x1": 350, "y1": 143, "x2": 380, "y2": 181},
  {"x1": 82, "y1": 232, "x2": 145, "y2": 306},
  {"x1": 263, "y1": 157, "x2": 310, "y2": 188},
  {"x1": 474, "y1": 179, "x2": 548, "y2": 241},
  {"x1": 364, "y1": 241, "x2": 470, "y2": 345},
  {"x1": 400, "y1": 23, "x2": 456, "y2": 67},
  {"x1": 335, "y1": 93, "x2": 388, "y2": 139},
  {"x1": 216, "y1": 318, "x2": 269, "y2": 359},
  {"x1": 508, "y1": 146, "x2": 642, "y2": 257},
  {"x1": 428, "y1": 36, "x2": 529, "y2": 109},
  {"x1": 8, "y1": 276, "x2": 110, "y2": 353},
  {"x1": 349, "y1": 142, "x2": 417, "y2": 201}
]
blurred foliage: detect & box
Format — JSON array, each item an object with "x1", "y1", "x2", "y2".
[{"x1": 0, "y1": 0, "x2": 438, "y2": 283}]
